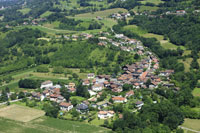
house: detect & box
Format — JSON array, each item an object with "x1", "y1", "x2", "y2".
[
  {"x1": 115, "y1": 34, "x2": 124, "y2": 38},
  {"x1": 87, "y1": 73, "x2": 95, "y2": 79},
  {"x1": 112, "y1": 97, "x2": 127, "y2": 103},
  {"x1": 82, "y1": 79, "x2": 90, "y2": 86},
  {"x1": 68, "y1": 83, "x2": 76, "y2": 88},
  {"x1": 68, "y1": 87, "x2": 76, "y2": 93},
  {"x1": 76, "y1": 103, "x2": 89, "y2": 113},
  {"x1": 96, "y1": 101, "x2": 109, "y2": 109},
  {"x1": 98, "y1": 110, "x2": 115, "y2": 119},
  {"x1": 50, "y1": 94, "x2": 59, "y2": 102},
  {"x1": 125, "y1": 90, "x2": 134, "y2": 97},
  {"x1": 32, "y1": 92, "x2": 41, "y2": 100},
  {"x1": 40, "y1": 80, "x2": 53, "y2": 89},
  {"x1": 59, "y1": 102, "x2": 73, "y2": 111},
  {"x1": 92, "y1": 83, "x2": 104, "y2": 92},
  {"x1": 88, "y1": 90, "x2": 97, "y2": 96},
  {"x1": 57, "y1": 95, "x2": 65, "y2": 103},
  {"x1": 135, "y1": 101, "x2": 144, "y2": 109},
  {"x1": 112, "y1": 88, "x2": 123, "y2": 93}
]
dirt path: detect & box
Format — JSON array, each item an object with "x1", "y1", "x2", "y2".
[{"x1": 179, "y1": 126, "x2": 200, "y2": 133}]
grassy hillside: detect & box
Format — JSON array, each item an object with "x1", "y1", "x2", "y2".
[
  {"x1": 0, "y1": 116, "x2": 111, "y2": 133},
  {"x1": 182, "y1": 119, "x2": 200, "y2": 132}
]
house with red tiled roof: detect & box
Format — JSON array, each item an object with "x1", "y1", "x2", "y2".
[
  {"x1": 98, "y1": 110, "x2": 115, "y2": 119},
  {"x1": 126, "y1": 90, "x2": 134, "y2": 97},
  {"x1": 59, "y1": 102, "x2": 73, "y2": 111},
  {"x1": 112, "y1": 96, "x2": 127, "y2": 103}
]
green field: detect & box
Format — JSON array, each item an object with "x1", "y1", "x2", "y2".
[
  {"x1": 0, "y1": 116, "x2": 111, "y2": 133},
  {"x1": 140, "y1": 0, "x2": 164, "y2": 5},
  {"x1": 192, "y1": 88, "x2": 200, "y2": 97},
  {"x1": 18, "y1": 8, "x2": 31, "y2": 15},
  {"x1": 40, "y1": 11, "x2": 53, "y2": 18},
  {"x1": 124, "y1": 25, "x2": 147, "y2": 35},
  {"x1": 75, "y1": 8, "x2": 128, "y2": 18},
  {"x1": 178, "y1": 58, "x2": 192, "y2": 72},
  {"x1": 182, "y1": 119, "x2": 200, "y2": 132},
  {"x1": 132, "y1": 6, "x2": 159, "y2": 12}
]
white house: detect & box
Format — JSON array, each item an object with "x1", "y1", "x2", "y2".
[
  {"x1": 98, "y1": 111, "x2": 115, "y2": 119},
  {"x1": 59, "y1": 102, "x2": 73, "y2": 111},
  {"x1": 40, "y1": 80, "x2": 53, "y2": 89},
  {"x1": 136, "y1": 101, "x2": 144, "y2": 110},
  {"x1": 115, "y1": 34, "x2": 124, "y2": 38},
  {"x1": 112, "y1": 97, "x2": 127, "y2": 103},
  {"x1": 92, "y1": 83, "x2": 104, "y2": 92}
]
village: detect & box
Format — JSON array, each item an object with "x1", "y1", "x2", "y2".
[
  {"x1": 0, "y1": 30, "x2": 177, "y2": 122},
  {"x1": 26, "y1": 32, "x2": 176, "y2": 121}
]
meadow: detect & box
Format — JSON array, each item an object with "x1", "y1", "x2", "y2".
[
  {"x1": 0, "y1": 104, "x2": 45, "y2": 122},
  {"x1": 0, "y1": 116, "x2": 111, "y2": 133},
  {"x1": 182, "y1": 119, "x2": 200, "y2": 132},
  {"x1": 140, "y1": 0, "x2": 164, "y2": 5}
]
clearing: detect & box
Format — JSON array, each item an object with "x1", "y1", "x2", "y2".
[
  {"x1": 0, "y1": 104, "x2": 45, "y2": 122},
  {"x1": 132, "y1": 6, "x2": 159, "y2": 12},
  {"x1": 192, "y1": 88, "x2": 200, "y2": 97},
  {"x1": 140, "y1": 0, "x2": 164, "y2": 5}
]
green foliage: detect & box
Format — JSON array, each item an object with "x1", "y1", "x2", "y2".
[
  {"x1": 37, "y1": 66, "x2": 49, "y2": 73},
  {"x1": 43, "y1": 102, "x2": 60, "y2": 118},
  {"x1": 18, "y1": 79, "x2": 42, "y2": 89}
]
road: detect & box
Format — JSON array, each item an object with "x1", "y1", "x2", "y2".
[
  {"x1": 179, "y1": 126, "x2": 200, "y2": 133},
  {"x1": 0, "y1": 97, "x2": 31, "y2": 106}
]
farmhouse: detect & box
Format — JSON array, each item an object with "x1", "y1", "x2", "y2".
[
  {"x1": 59, "y1": 102, "x2": 73, "y2": 111},
  {"x1": 40, "y1": 80, "x2": 53, "y2": 89}
]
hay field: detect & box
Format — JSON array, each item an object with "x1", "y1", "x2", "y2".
[{"x1": 0, "y1": 104, "x2": 45, "y2": 122}]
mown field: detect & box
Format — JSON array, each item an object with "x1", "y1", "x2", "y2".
[
  {"x1": 132, "y1": 5, "x2": 159, "y2": 12},
  {"x1": 182, "y1": 119, "x2": 200, "y2": 132},
  {"x1": 0, "y1": 116, "x2": 111, "y2": 133},
  {"x1": 140, "y1": 0, "x2": 164, "y2": 5},
  {"x1": 0, "y1": 104, "x2": 45, "y2": 122}
]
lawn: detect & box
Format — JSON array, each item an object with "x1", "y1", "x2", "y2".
[
  {"x1": 192, "y1": 88, "x2": 200, "y2": 97},
  {"x1": 0, "y1": 104, "x2": 45, "y2": 122},
  {"x1": 70, "y1": 96, "x2": 86, "y2": 102},
  {"x1": 182, "y1": 119, "x2": 200, "y2": 132}
]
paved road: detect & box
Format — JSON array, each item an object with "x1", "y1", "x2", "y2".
[
  {"x1": 0, "y1": 97, "x2": 31, "y2": 106},
  {"x1": 179, "y1": 126, "x2": 200, "y2": 133}
]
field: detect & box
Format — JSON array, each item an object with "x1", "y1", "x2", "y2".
[
  {"x1": 192, "y1": 88, "x2": 200, "y2": 97},
  {"x1": 132, "y1": 6, "x2": 159, "y2": 12},
  {"x1": 182, "y1": 119, "x2": 200, "y2": 132},
  {"x1": 178, "y1": 58, "x2": 192, "y2": 72},
  {"x1": 18, "y1": 8, "x2": 31, "y2": 15},
  {"x1": 0, "y1": 116, "x2": 111, "y2": 133},
  {"x1": 40, "y1": 11, "x2": 53, "y2": 18},
  {"x1": 140, "y1": 0, "x2": 164, "y2": 5},
  {"x1": 0, "y1": 104, "x2": 45, "y2": 122},
  {"x1": 75, "y1": 8, "x2": 128, "y2": 18}
]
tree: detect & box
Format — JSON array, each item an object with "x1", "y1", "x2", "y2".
[
  {"x1": 71, "y1": 108, "x2": 79, "y2": 118},
  {"x1": 0, "y1": 89, "x2": 8, "y2": 102},
  {"x1": 134, "y1": 53, "x2": 139, "y2": 60},
  {"x1": 61, "y1": 87, "x2": 71, "y2": 101},
  {"x1": 145, "y1": 79, "x2": 151, "y2": 88},
  {"x1": 122, "y1": 84, "x2": 133, "y2": 91},
  {"x1": 10, "y1": 93, "x2": 17, "y2": 100},
  {"x1": 18, "y1": 91, "x2": 25, "y2": 99},
  {"x1": 43, "y1": 103, "x2": 60, "y2": 118},
  {"x1": 72, "y1": 73, "x2": 79, "y2": 79},
  {"x1": 37, "y1": 66, "x2": 49, "y2": 73},
  {"x1": 53, "y1": 66, "x2": 64, "y2": 74},
  {"x1": 76, "y1": 83, "x2": 90, "y2": 98}
]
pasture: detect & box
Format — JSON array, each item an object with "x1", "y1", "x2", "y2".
[
  {"x1": 75, "y1": 8, "x2": 128, "y2": 18},
  {"x1": 0, "y1": 104, "x2": 45, "y2": 122},
  {"x1": 182, "y1": 119, "x2": 200, "y2": 132},
  {"x1": 132, "y1": 6, "x2": 159, "y2": 12},
  {"x1": 192, "y1": 88, "x2": 200, "y2": 97},
  {"x1": 178, "y1": 58, "x2": 192, "y2": 72},
  {"x1": 140, "y1": 0, "x2": 164, "y2": 5}
]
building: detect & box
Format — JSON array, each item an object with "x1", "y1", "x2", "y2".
[
  {"x1": 40, "y1": 80, "x2": 53, "y2": 89},
  {"x1": 92, "y1": 83, "x2": 104, "y2": 92},
  {"x1": 59, "y1": 102, "x2": 73, "y2": 111},
  {"x1": 76, "y1": 103, "x2": 89, "y2": 113},
  {"x1": 98, "y1": 110, "x2": 115, "y2": 119},
  {"x1": 112, "y1": 97, "x2": 127, "y2": 103}
]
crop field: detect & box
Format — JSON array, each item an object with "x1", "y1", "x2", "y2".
[{"x1": 0, "y1": 104, "x2": 45, "y2": 122}]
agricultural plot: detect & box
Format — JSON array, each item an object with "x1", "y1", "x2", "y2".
[
  {"x1": 0, "y1": 104, "x2": 45, "y2": 122},
  {"x1": 132, "y1": 6, "x2": 159, "y2": 12}
]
